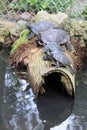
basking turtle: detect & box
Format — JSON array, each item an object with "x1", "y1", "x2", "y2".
[
  {"x1": 43, "y1": 46, "x2": 74, "y2": 75},
  {"x1": 42, "y1": 42, "x2": 64, "y2": 60},
  {"x1": 43, "y1": 42, "x2": 64, "y2": 53},
  {"x1": 26, "y1": 20, "x2": 56, "y2": 45},
  {"x1": 41, "y1": 28, "x2": 72, "y2": 51},
  {"x1": 52, "y1": 51, "x2": 74, "y2": 74}
]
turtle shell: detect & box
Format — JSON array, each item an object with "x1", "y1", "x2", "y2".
[
  {"x1": 44, "y1": 42, "x2": 64, "y2": 52},
  {"x1": 41, "y1": 28, "x2": 69, "y2": 45},
  {"x1": 52, "y1": 51, "x2": 72, "y2": 65},
  {"x1": 31, "y1": 21, "x2": 55, "y2": 34}
]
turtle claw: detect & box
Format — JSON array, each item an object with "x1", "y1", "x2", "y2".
[{"x1": 27, "y1": 32, "x2": 34, "y2": 40}]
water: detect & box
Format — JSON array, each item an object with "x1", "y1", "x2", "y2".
[{"x1": 0, "y1": 48, "x2": 87, "y2": 130}]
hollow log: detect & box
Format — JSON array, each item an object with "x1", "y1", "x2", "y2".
[{"x1": 24, "y1": 48, "x2": 75, "y2": 97}]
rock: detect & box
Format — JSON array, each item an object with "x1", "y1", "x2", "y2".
[
  {"x1": 83, "y1": 33, "x2": 87, "y2": 41},
  {"x1": 50, "y1": 12, "x2": 68, "y2": 25},
  {"x1": 34, "y1": 10, "x2": 50, "y2": 22},
  {"x1": 20, "y1": 12, "x2": 32, "y2": 21},
  {"x1": 10, "y1": 20, "x2": 27, "y2": 36},
  {"x1": 9, "y1": 20, "x2": 28, "y2": 43},
  {"x1": 0, "y1": 19, "x2": 28, "y2": 46},
  {"x1": 0, "y1": 20, "x2": 16, "y2": 29},
  {"x1": 0, "y1": 37, "x2": 4, "y2": 43},
  {"x1": 0, "y1": 28, "x2": 8, "y2": 42},
  {"x1": 62, "y1": 19, "x2": 87, "y2": 47},
  {"x1": 17, "y1": 20, "x2": 27, "y2": 30},
  {"x1": 34, "y1": 10, "x2": 68, "y2": 26},
  {"x1": 0, "y1": 20, "x2": 16, "y2": 45}
]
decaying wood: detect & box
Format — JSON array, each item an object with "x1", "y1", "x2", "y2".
[
  {"x1": 8, "y1": 36, "x2": 87, "y2": 97},
  {"x1": 0, "y1": 20, "x2": 16, "y2": 29},
  {"x1": 24, "y1": 48, "x2": 52, "y2": 96},
  {"x1": 23, "y1": 47, "x2": 75, "y2": 97},
  {"x1": 8, "y1": 41, "x2": 35, "y2": 66},
  {"x1": 1, "y1": 17, "x2": 87, "y2": 97},
  {"x1": 0, "y1": 20, "x2": 16, "y2": 45},
  {"x1": 7, "y1": 40, "x2": 80, "y2": 97},
  {"x1": 70, "y1": 37, "x2": 87, "y2": 70}
]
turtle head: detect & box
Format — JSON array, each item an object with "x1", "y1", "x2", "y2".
[
  {"x1": 26, "y1": 22, "x2": 35, "y2": 40},
  {"x1": 26, "y1": 22, "x2": 32, "y2": 31}
]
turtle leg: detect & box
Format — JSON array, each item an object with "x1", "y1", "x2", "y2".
[
  {"x1": 27, "y1": 32, "x2": 35, "y2": 40},
  {"x1": 35, "y1": 39, "x2": 39, "y2": 47},
  {"x1": 65, "y1": 42, "x2": 72, "y2": 52},
  {"x1": 58, "y1": 45, "x2": 65, "y2": 52},
  {"x1": 43, "y1": 53, "x2": 53, "y2": 61},
  {"x1": 42, "y1": 47, "x2": 51, "y2": 60},
  {"x1": 43, "y1": 52, "x2": 53, "y2": 61},
  {"x1": 55, "y1": 61, "x2": 60, "y2": 68},
  {"x1": 35, "y1": 34, "x2": 42, "y2": 47},
  {"x1": 42, "y1": 53, "x2": 49, "y2": 60},
  {"x1": 42, "y1": 46, "x2": 48, "y2": 53},
  {"x1": 26, "y1": 23, "x2": 35, "y2": 39}
]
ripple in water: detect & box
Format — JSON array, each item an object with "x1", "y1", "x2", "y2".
[{"x1": 0, "y1": 50, "x2": 74, "y2": 130}]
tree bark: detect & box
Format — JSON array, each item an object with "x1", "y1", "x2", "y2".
[{"x1": 24, "y1": 47, "x2": 75, "y2": 97}]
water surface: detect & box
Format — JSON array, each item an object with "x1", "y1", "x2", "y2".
[{"x1": 0, "y1": 48, "x2": 87, "y2": 130}]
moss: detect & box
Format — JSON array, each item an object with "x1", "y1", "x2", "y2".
[{"x1": 10, "y1": 29, "x2": 29, "y2": 55}]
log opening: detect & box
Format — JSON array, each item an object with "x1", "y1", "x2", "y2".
[{"x1": 43, "y1": 70, "x2": 74, "y2": 98}]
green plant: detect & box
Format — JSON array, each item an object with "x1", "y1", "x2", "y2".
[
  {"x1": 70, "y1": 10, "x2": 82, "y2": 18},
  {"x1": 9, "y1": 0, "x2": 28, "y2": 11},
  {"x1": 82, "y1": 5, "x2": 87, "y2": 20},
  {"x1": 9, "y1": 0, "x2": 74, "y2": 13}
]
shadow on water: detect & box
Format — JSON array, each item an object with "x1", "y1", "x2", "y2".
[
  {"x1": 36, "y1": 73, "x2": 74, "y2": 129},
  {"x1": 0, "y1": 48, "x2": 74, "y2": 130}
]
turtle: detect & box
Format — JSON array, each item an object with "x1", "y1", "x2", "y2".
[
  {"x1": 52, "y1": 51, "x2": 74, "y2": 74},
  {"x1": 43, "y1": 42, "x2": 64, "y2": 53},
  {"x1": 41, "y1": 28, "x2": 72, "y2": 51},
  {"x1": 42, "y1": 42, "x2": 64, "y2": 60},
  {"x1": 26, "y1": 20, "x2": 56, "y2": 46},
  {"x1": 43, "y1": 46, "x2": 74, "y2": 75}
]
